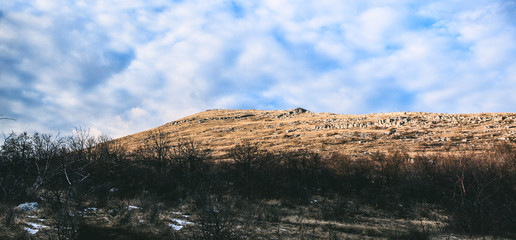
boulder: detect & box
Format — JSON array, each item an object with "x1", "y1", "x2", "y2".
[{"x1": 17, "y1": 202, "x2": 39, "y2": 212}]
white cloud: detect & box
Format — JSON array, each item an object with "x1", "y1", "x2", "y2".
[
  {"x1": 1, "y1": 0, "x2": 516, "y2": 138},
  {"x1": 472, "y1": 33, "x2": 516, "y2": 68},
  {"x1": 348, "y1": 7, "x2": 401, "y2": 51}
]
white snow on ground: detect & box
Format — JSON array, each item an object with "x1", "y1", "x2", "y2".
[
  {"x1": 168, "y1": 219, "x2": 193, "y2": 231},
  {"x1": 174, "y1": 219, "x2": 192, "y2": 225},
  {"x1": 24, "y1": 222, "x2": 49, "y2": 235},
  {"x1": 168, "y1": 223, "x2": 183, "y2": 231},
  {"x1": 172, "y1": 211, "x2": 190, "y2": 217},
  {"x1": 127, "y1": 205, "x2": 140, "y2": 210},
  {"x1": 172, "y1": 211, "x2": 190, "y2": 219},
  {"x1": 27, "y1": 216, "x2": 46, "y2": 222},
  {"x1": 24, "y1": 227, "x2": 39, "y2": 235},
  {"x1": 27, "y1": 222, "x2": 48, "y2": 228}
]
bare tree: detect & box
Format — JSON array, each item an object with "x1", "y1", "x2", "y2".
[
  {"x1": 227, "y1": 141, "x2": 268, "y2": 199},
  {"x1": 171, "y1": 137, "x2": 210, "y2": 193},
  {"x1": 141, "y1": 129, "x2": 172, "y2": 170},
  {"x1": 0, "y1": 132, "x2": 66, "y2": 201}
]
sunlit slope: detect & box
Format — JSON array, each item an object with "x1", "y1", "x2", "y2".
[{"x1": 117, "y1": 108, "x2": 516, "y2": 158}]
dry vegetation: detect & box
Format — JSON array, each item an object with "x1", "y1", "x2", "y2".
[
  {"x1": 1, "y1": 109, "x2": 516, "y2": 239},
  {"x1": 118, "y1": 108, "x2": 516, "y2": 158}
]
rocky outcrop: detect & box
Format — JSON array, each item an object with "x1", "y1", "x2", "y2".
[{"x1": 276, "y1": 108, "x2": 312, "y2": 119}]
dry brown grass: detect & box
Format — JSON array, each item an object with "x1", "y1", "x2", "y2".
[{"x1": 117, "y1": 108, "x2": 516, "y2": 158}]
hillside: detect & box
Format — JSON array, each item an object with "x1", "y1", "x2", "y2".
[
  {"x1": 3, "y1": 109, "x2": 516, "y2": 239},
  {"x1": 117, "y1": 108, "x2": 516, "y2": 157}
]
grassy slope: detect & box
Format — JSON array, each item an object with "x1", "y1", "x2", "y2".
[{"x1": 117, "y1": 108, "x2": 516, "y2": 158}]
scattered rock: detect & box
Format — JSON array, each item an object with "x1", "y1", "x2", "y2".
[
  {"x1": 292, "y1": 107, "x2": 308, "y2": 114},
  {"x1": 17, "y1": 202, "x2": 39, "y2": 212}
]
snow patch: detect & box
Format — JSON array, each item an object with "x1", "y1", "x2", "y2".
[
  {"x1": 168, "y1": 218, "x2": 193, "y2": 231},
  {"x1": 127, "y1": 205, "x2": 140, "y2": 210},
  {"x1": 24, "y1": 227, "x2": 39, "y2": 235},
  {"x1": 168, "y1": 223, "x2": 183, "y2": 231},
  {"x1": 24, "y1": 222, "x2": 49, "y2": 235}
]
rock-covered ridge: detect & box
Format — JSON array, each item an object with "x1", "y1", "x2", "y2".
[
  {"x1": 312, "y1": 113, "x2": 516, "y2": 130},
  {"x1": 165, "y1": 108, "x2": 313, "y2": 126},
  {"x1": 165, "y1": 109, "x2": 516, "y2": 130}
]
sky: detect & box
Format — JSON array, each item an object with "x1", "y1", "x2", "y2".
[{"x1": 1, "y1": 0, "x2": 516, "y2": 138}]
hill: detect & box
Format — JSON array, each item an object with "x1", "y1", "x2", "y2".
[
  {"x1": 3, "y1": 109, "x2": 516, "y2": 239},
  {"x1": 117, "y1": 108, "x2": 516, "y2": 158}
]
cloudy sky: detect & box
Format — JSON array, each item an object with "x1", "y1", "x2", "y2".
[{"x1": 1, "y1": 0, "x2": 516, "y2": 138}]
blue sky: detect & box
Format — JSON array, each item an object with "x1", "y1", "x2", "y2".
[{"x1": 1, "y1": 0, "x2": 516, "y2": 138}]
